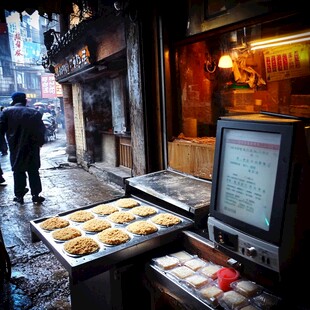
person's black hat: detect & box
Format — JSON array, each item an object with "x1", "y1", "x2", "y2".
[
  {"x1": 11, "y1": 92, "x2": 26, "y2": 102},
  {"x1": 11, "y1": 92, "x2": 26, "y2": 106}
]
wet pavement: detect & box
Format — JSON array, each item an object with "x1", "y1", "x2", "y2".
[{"x1": 0, "y1": 129, "x2": 125, "y2": 309}]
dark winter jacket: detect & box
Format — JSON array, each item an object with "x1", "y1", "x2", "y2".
[{"x1": 0, "y1": 104, "x2": 45, "y2": 171}]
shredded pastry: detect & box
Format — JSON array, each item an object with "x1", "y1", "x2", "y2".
[
  {"x1": 115, "y1": 198, "x2": 139, "y2": 208},
  {"x1": 107, "y1": 211, "x2": 135, "y2": 224},
  {"x1": 82, "y1": 218, "x2": 111, "y2": 232},
  {"x1": 64, "y1": 236, "x2": 99, "y2": 255},
  {"x1": 130, "y1": 206, "x2": 157, "y2": 217},
  {"x1": 127, "y1": 220, "x2": 158, "y2": 235},
  {"x1": 151, "y1": 213, "x2": 181, "y2": 226},
  {"x1": 52, "y1": 227, "x2": 82, "y2": 241},
  {"x1": 97, "y1": 228, "x2": 130, "y2": 245},
  {"x1": 91, "y1": 204, "x2": 119, "y2": 215},
  {"x1": 40, "y1": 217, "x2": 70, "y2": 231},
  {"x1": 68, "y1": 210, "x2": 95, "y2": 222}
]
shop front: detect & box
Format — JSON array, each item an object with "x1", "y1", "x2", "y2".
[
  {"x1": 29, "y1": 1, "x2": 310, "y2": 309},
  {"x1": 51, "y1": 14, "x2": 133, "y2": 181}
]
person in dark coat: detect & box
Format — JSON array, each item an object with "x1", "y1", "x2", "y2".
[
  {"x1": 0, "y1": 106, "x2": 8, "y2": 156},
  {"x1": 0, "y1": 92, "x2": 46, "y2": 204},
  {"x1": 0, "y1": 163, "x2": 5, "y2": 185}
]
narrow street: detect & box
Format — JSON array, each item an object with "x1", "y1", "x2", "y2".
[{"x1": 0, "y1": 129, "x2": 125, "y2": 309}]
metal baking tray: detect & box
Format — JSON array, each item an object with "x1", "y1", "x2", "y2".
[{"x1": 30, "y1": 195, "x2": 194, "y2": 280}]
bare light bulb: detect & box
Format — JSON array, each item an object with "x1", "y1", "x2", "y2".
[{"x1": 218, "y1": 55, "x2": 233, "y2": 68}]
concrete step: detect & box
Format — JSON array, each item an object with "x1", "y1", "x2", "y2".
[{"x1": 88, "y1": 163, "x2": 132, "y2": 189}]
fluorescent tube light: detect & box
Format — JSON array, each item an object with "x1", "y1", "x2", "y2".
[{"x1": 251, "y1": 31, "x2": 310, "y2": 50}]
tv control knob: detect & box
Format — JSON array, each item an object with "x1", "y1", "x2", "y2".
[{"x1": 245, "y1": 247, "x2": 257, "y2": 257}]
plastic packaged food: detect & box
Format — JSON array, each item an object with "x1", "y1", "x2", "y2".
[
  {"x1": 252, "y1": 291, "x2": 281, "y2": 309},
  {"x1": 153, "y1": 255, "x2": 180, "y2": 270},
  {"x1": 231, "y1": 279, "x2": 263, "y2": 298},
  {"x1": 169, "y1": 265, "x2": 195, "y2": 279},
  {"x1": 169, "y1": 250, "x2": 194, "y2": 263},
  {"x1": 198, "y1": 283, "x2": 224, "y2": 307},
  {"x1": 218, "y1": 290, "x2": 249, "y2": 310},
  {"x1": 184, "y1": 257, "x2": 207, "y2": 271},
  {"x1": 200, "y1": 263, "x2": 222, "y2": 279},
  {"x1": 184, "y1": 274, "x2": 209, "y2": 289}
]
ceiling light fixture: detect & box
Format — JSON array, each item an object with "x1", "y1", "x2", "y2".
[{"x1": 250, "y1": 31, "x2": 310, "y2": 50}]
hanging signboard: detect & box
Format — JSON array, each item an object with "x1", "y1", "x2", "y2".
[{"x1": 54, "y1": 46, "x2": 91, "y2": 80}]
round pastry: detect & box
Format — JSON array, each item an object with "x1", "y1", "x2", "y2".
[
  {"x1": 68, "y1": 210, "x2": 95, "y2": 222},
  {"x1": 115, "y1": 198, "x2": 139, "y2": 208},
  {"x1": 82, "y1": 218, "x2": 111, "y2": 233},
  {"x1": 127, "y1": 220, "x2": 158, "y2": 235},
  {"x1": 40, "y1": 217, "x2": 70, "y2": 231},
  {"x1": 63, "y1": 236, "x2": 100, "y2": 255},
  {"x1": 91, "y1": 204, "x2": 119, "y2": 215},
  {"x1": 130, "y1": 206, "x2": 157, "y2": 217},
  {"x1": 52, "y1": 227, "x2": 82, "y2": 241},
  {"x1": 97, "y1": 228, "x2": 130, "y2": 245},
  {"x1": 107, "y1": 211, "x2": 135, "y2": 224},
  {"x1": 151, "y1": 213, "x2": 181, "y2": 226}
]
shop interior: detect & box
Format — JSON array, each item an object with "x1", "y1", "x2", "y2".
[{"x1": 166, "y1": 13, "x2": 310, "y2": 180}]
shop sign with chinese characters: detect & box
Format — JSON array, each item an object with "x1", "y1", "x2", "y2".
[
  {"x1": 54, "y1": 46, "x2": 91, "y2": 79},
  {"x1": 264, "y1": 43, "x2": 310, "y2": 82},
  {"x1": 41, "y1": 74, "x2": 63, "y2": 98}
]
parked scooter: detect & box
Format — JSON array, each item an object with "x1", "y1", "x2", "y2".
[{"x1": 42, "y1": 112, "x2": 57, "y2": 142}]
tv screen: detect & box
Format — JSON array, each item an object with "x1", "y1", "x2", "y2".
[
  {"x1": 208, "y1": 114, "x2": 310, "y2": 286},
  {"x1": 216, "y1": 129, "x2": 281, "y2": 231},
  {"x1": 209, "y1": 114, "x2": 300, "y2": 245}
]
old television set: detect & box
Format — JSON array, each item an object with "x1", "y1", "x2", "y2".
[{"x1": 208, "y1": 113, "x2": 310, "y2": 296}]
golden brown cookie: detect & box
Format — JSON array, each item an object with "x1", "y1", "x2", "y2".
[
  {"x1": 52, "y1": 227, "x2": 82, "y2": 241},
  {"x1": 127, "y1": 221, "x2": 158, "y2": 235},
  {"x1": 115, "y1": 198, "x2": 139, "y2": 208},
  {"x1": 63, "y1": 236, "x2": 100, "y2": 255},
  {"x1": 130, "y1": 206, "x2": 157, "y2": 217},
  {"x1": 91, "y1": 204, "x2": 119, "y2": 215},
  {"x1": 68, "y1": 210, "x2": 95, "y2": 222},
  {"x1": 107, "y1": 211, "x2": 135, "y2": 224},
  {"x1": 127, "y1": 220, "x2": 158, "y2": 235},
  {"x1": 151, "y1": 213, "x2": 181, "y2": 226},
  {"x1": 82, "y1": 218, "x2": 111, "y2": 233},
  {"x1": 97, "y1": 228, "x2": 130, "y2": 245},
  {"x1": 40, "y1": 217, "x2": 70, "y2": 231}
]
